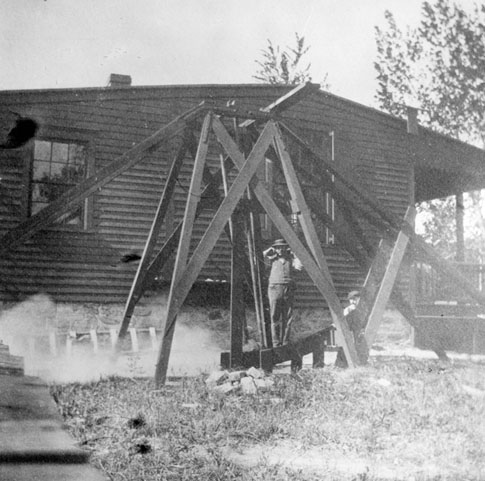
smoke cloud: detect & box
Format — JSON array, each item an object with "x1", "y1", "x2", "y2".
[{"x1": 0, "y1": 294, "x2": 222, "y2": 383}]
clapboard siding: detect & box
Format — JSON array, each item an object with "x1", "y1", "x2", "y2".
[{"x1": 0, "y1": 83, "x2": 421, "y2": 305}]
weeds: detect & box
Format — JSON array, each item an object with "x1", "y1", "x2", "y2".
[{"x1": 51, "y1": 358, "x2": 485, "y2": 480}]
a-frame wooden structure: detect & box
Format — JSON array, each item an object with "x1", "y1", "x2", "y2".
[
  {"x1": 2, "y1": 83, "x2": 485, "y2": 386},
  {"x1": 151, "y1": 114, "x2": 362, "y2": 385}
]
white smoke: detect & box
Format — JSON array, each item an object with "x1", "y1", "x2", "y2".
[{"x1": 0, "y1": 294, "x2": 222, "y2": 383}]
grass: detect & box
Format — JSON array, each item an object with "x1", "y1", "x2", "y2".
[{"x1": 50, "y1": 355, "x2": 485, "y2": 481}]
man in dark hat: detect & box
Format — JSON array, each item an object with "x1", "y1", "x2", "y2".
[{"x1": 263, "y1": 239, "x2": 302, "y2": 346}]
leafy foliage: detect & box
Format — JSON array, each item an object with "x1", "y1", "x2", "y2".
[
  {"x1": 375, "y1": 0, "x2": 485, "y2": 260},
  {"x1": 38, "y1": 164, "x2": 85, "y2": 202},
  {"x1": 375, "y1": 0, "x2": 485, "y2": 145},
  {"x1": 253, "y1": 33, "x2": 327, "y2": 87},
  {"x1": 416, "y1": 197, "x2": 457, "y2": 259},
  {"x1": 36, "y1": 165, "x2": 84, "y2": 224}
]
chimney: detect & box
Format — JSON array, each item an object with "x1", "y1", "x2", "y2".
[
  {"x1": 108, "y1": 73, "x2": 132, "y2": 88},
  {"x1": 406, "y1": 106, "x2": 419, "y2": 135}
]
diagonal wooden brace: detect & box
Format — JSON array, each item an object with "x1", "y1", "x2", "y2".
[
  {"x1": 117, "y1": 127, "x2": 195, "y2": 342},
  {"x1": 364, "y1": 207, "x2": 414, "y2": 346},
  {"x1": 280, "y1": 121, "x2": 485, "y2": 308},
  {"x1": 212, "y1": 117, "x2": 360, "y2": 367},
  {"x1": 348, "y1": 206, "x2": 414, "y2": 361},
  {"x1": 154, "y1": 121, "x2": 277, "y2": 386},
  {"x1": 0, "y1": 103, "x2": 207, "y2": 256}
]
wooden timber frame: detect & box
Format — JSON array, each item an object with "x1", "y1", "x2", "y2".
[
  {"x1": 152, "y1": 114, "x2": 361, "y2": 385},
  {"x1": 2, "y1": 83, "x2": 485, "y2": 384}
]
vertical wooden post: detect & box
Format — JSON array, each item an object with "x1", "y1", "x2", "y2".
[
  {"x1": 406, "y1": 106, "x2": 419, "y2": 135},
  {"x1": 109, "y1": 329, "x2": 117, "y2": 350},
  {"x1": 90, "y1": 330, "x2": 98, "y2": 353},
  {"x1": 220, "y1": 153, "x2": 233, "y2": 238},
  {"x1": 246, "y1": 195, "x2": 268, "y2": 347},
  {"x1": 149, "y1": 327, "x2": 157, "y2": 351},
  {"x1": 408, "y1": 137, "x2": 417, "y2": 330},
  {"x1": 313, "y1": 343, "x2": 325, "y2": 368},
  {"x1": 230, "y1": 205, "x2": 246, "y2": 368},
  {"x1": 66, "y1": 335, "x2": 73, "y2": 357},
  {"x1": 129, "y1": 328, "x2": 139, "y2": 352},
  {"x1": 456, "y1": 192, "x2": 465, "y2": 262}
]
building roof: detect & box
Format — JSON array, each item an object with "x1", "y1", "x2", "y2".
[{"x1": 1, "y1": 81, "x2": 484, "y2": 200}]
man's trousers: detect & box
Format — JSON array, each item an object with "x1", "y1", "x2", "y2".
[{"x1": 268, "y1": 282, "x2": 295, "y2": 346}]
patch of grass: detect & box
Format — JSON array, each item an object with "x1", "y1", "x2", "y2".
[{"x1": 50, "y1": 357, "x2": 485, "y2": 480}]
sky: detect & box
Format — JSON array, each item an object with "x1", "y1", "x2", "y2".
[{"x1": 0, "y1": 0, "x2": 479, "y2": 109}]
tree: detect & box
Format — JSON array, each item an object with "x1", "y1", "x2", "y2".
[
  {"x1": 375, "y1": 0, "x2": 485, "y2": 261},
  {"x1": 375, "y1": 0, "x2": 485, "y2": 146},
  {"x1": 416, "y1": 197, "x2": 457, "y2": 259},
  {"x1": 254, "y1": 33, "x2": 328, "y2": 87}
]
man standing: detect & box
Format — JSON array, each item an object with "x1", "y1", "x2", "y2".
[
  {"x1": 336, "y1": 290, "x2": 366, "y2": 366},
  {"x1": 263, "y1": 239, "x2": 302, "y2": 346}
]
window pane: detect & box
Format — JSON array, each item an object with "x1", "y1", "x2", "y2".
[
  {"x1": 32, "y1": 183, "x2": 50, "y2": 203},
  {"x1": 67, "y1": 163, "x2": 84, "y2": 182},
  {"x1": 58, "y1": 208, "x2": 82, "y2": 225},
  {"x1": 69, "y1": 144, "x2": 86, "y2": 165},
  {"x1": 34, "y1": 141, "x2": 51, "y2": 161},
  {"x1": 50, "y1": 162, "x2": 66, "y2": 179},
  {"x1": 31, "y1": 201, "x2": 49, "y2": 215},
  {"x1": 52, "y1": 142, "x2": 69, "y2": 162},
  {"x1": 33, "y1": 161, "x2": 50, "y2": 181},
  {"x1": 31, "y1": 139, "x2": 86, "y2": 228},
  {"x1": 35, "y1": 180, "x2": 70, "y2": 202}
]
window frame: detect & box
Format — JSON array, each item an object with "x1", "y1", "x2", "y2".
[
  {"x1": 270, "y1": 126, "x2": 336, "y2": 245},
  {"x1": 25, "y1": 125, "x2": 96, "y2": 231}
]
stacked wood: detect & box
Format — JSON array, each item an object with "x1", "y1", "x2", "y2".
[{"x1": 0, "y1": 342, "x2": 24, "y2": 376}]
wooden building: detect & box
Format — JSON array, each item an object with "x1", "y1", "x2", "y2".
[{"x1": 0, "y1": 76, "x2": 484, "y2": 331}]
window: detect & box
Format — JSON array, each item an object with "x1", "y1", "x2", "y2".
[
  {"x1": 275, "y1": 128, "x2": 336, "y2": 244},
  {"x1": 30, "y1": 139, "x2": 88, "y2": 227}
]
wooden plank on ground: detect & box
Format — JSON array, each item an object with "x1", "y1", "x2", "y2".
[
  {"x1": 0, "y1": 463, "x2": 107, "y2": 481},
  {"x1": 0, "y1": 343, "x2": 24, "y2": 376},
  {"x1": 0, "y1": 420, "x2": 89, "y2": 463},
  {"x1": 0, "y1": 374, "x2": 106, "y2": 480},
  {"x1": 221, "y1": 327, "x2": 334, "y2": 370}
]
